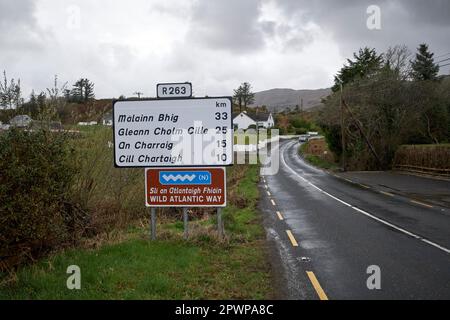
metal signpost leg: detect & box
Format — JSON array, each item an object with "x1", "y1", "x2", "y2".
[
  {"x1": 183, "y1": 207, "x2": 188, "y2": 240},
  {"x1": 217, "y1": 207, "x2": 223, "y2": 239},
  {"x1": 151, "y1": 208, "x2": 156, "y2": 240}
]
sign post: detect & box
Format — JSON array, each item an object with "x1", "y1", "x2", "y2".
[
  {"x1": 150, "y1": 208, "x2": 156, "y2": 240},
  {"x1": 113, "y1": 83, "x2": 232, "y2": 240},
  {"x1": 217, "y1": 207, "x2": 223, "y2": 239},
  {"x1": 183, "y1": 207, "x2": 189, "y2": 240}
]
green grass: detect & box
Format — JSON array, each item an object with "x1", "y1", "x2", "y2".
[
  {"x1": 298, "y1": 144, "x2": 337, "y2": 170},
  {"x1": 304, "y1": 154, "x2": 337, "y2": 170},
  {"x1": 0, "y1": 165, "x2": 272, "y2": 300}
]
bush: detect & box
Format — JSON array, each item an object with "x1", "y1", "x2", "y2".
[
  {"x1": 295, "y1": 127, "x2": 307, "y2": 135},
  {"x1": 71, "y1": 127, "x2": 145, "y2": 234},
  {"x1": 0, "y1": 128, "x2": 81, "y2": 269}
]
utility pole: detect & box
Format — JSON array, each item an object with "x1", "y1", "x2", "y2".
[
  {"x1": 150, "y1": 208, "x2": 156, "y2": 240},
  {"x1": 183, "y1": 207, "x2": 188, "y2": 240},
  {"x1": 342, "y1": 99, "x2": 382, "y2": 169},
  {"x1": 340, "y1": 83, "x2": 346, "y2": 172}
]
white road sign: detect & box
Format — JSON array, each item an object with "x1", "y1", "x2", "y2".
[
  {"x1": 113, "y1": 97, "x2": 233, "y2": 167},
  {"x1": 157, "y1": 82, "x2": 192, "y2": 98}
]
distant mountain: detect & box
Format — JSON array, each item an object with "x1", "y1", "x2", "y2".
[{"x1": 249, "y1": 88, "x2": 331, "y2": 112}]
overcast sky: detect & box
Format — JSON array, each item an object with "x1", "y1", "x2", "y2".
[{"x1": 1, "y1": 0, "x2": 449, "y2": 98}]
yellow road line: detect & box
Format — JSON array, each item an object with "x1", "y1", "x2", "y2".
[
  {"x1": 359, "y1": 184, "x2": 371, "y2": 189},
  {"x1": 271, "y1": 199, "x2": 276, "y2": 206},
  {"x1": 411, "y1": 200, "x2": 433, "y2": 208},
  {"x1": 380, "y1": 191, "x2": 394, "y2": 197},
  {"x1": 286, "y1": 230, "x2": 298, "y2": 247},
  {"x1": 306, "y1": 271, "x2": 329, "y2": 300},
  {"x1": 276, "y1": 211, "x2": 284, "y2": 220},
  {"x1": 344, "y1": 178, "x2": 354, "y2": 183}
]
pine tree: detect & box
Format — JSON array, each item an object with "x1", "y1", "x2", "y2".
[
  {"x1": 411, "y1": 44, "x2": 440, "y2": 81},
  {"x1": 233, "y1": 82, "x2": 255, "y2": 112},
  {"x1": 332, "y1": 47, "x2": 383, "y2": 92},
  {"x1": 70, "y1": 78, "x2": 95, "y2": 102}
]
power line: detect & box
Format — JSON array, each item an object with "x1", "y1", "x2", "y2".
[
  {"x1": 438, "y1": 62, "x2": 450, "y2": 68},
  {"x1": 436, "y1": 57, "x2": 450, "y2": 64},
  {"x1": 435, "y1": 52, "x2": 450, "y2": 59}
]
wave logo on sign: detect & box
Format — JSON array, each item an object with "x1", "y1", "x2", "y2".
[{"x1": 159, "y1": 171, "x2": 212, "y2": 185}]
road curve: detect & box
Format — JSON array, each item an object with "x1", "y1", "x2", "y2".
[{"x1": 260, "y1": 139, "x2": 450, "y2": 300}]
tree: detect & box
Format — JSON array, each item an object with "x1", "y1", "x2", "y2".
[
  {"x1": 233, "y1": 82, "x2": 255, "y2": 112},
  {"x1": 332, "y1": 47, "x2": 383, "y2": 92},
  {"x1": 70, "y1": 78, "x2": 95, "y2": 102},
  {"x1": 21, "y1": 90, "x2": 45, "y2": 118},
  {"x1": 42, "y1": 75, "x2": 68, "y2": 121},
  {"x1": 384, "y1": 45, "x2": 412, "y2": 80},
  {"x1": 411, "y1": 44, "x2": 440, "y2": 81},
  {"x1": 0, "y1": 70, "x2": 23, "y2": 110}
]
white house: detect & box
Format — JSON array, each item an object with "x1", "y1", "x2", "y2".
[
  {"x1": 102, "y1": 113, "x2": 113, "y2": 126},
  {"x1": 77, "y1": 121, "x2": 97, "y2": 126},
  {"x1": 233, "y1": 111, "x2": 275, "y2": 130}
]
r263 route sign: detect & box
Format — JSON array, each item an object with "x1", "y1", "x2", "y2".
[
  {"x1": 113, "y1": 97, "x2": 233, "y2": 167},
  {"x1": 157, "y1": 82, "x2": 192, "y2": 98},
  {"x1": 145, "y1": 167, "x2": 226, "y2": 207}
]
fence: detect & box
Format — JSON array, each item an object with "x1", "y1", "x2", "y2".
[{"x1": 393, "y1": 144, "x2": 450, "y2": 177}]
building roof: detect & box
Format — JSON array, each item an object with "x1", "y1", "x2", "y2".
[{"x1": 233, "y1": 111, "x2": 271, "y2": 122}]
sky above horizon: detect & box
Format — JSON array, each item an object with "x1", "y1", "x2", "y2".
[{"x1": 1, "y1": 0, "x2": 450, "y2": 99}]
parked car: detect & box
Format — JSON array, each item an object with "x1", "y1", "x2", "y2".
[
  {"x1": 9, "y1": 115, "x2": 32, "y2": 128},
  {"x1": 299, "y1": 134, "x2": 309, "y2": 142}
]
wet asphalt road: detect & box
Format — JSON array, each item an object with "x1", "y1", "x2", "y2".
[{"x1": 260, "y1": 139, "x2": 450, "y2": 300}]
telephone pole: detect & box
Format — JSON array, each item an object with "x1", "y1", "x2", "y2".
[
  {"x1": 340, "y1": 83, "x2": 346, "y2": 172},
  {"x1": 134, "y1": 91, "x2": 143, "y2": 99}
]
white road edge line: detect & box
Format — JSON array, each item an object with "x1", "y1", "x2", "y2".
[{"x1": 281, "y1": 141, "x2": 450, "y2": 255}]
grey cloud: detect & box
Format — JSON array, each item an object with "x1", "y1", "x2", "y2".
[
  {"x1": 1, "y1": 0, "x2": 449, "y2": 98},
  {"x1": 275, "y1": 0, "x2": 450, "y2": 58},
  {"x1": 0, "y1": 0, "x2": 48, "y2": 52},
  {"x1": 187, "y1": 0, "x2": 265, "y2": 53},
  {"x1": 404, "y1": 0, "x2": 450, "y2": 26}
]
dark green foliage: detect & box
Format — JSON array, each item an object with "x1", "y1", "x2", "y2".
[
  {"x1": 0, "y1": 129, "x2": 80, "y2": 267},
  {"x1": 320, "y1": 44, "x2": 450, "y2": 170},
  {"x1": 332, "y1": 47, "x2": 383, "y2": 92},
  {"x1": 321, "y1": 124, "x2": 343, "y2": 158},
  {"x1": 290, "y1": 118, "x2": 311, "y2": 130},
  {"x1": 411, "y1": 44, "x2": 440, "y2": 81},
  {"x1": 69, "y1": 78, "x2": 95, "y2": 103},
  {"x1": 233, "y1": 82, "x2": 255, "y2": 112},
  {"x1": 321, "y1": 62, "x2": 450, "y2": 170}
]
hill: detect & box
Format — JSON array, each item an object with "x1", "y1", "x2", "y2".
[{"x1": 250, "y1": 88, "x2": 331, "y2": 112}]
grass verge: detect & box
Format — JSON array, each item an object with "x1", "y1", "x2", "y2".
[
  {"x1": 298, "y1": 143, "x2": 338, "y2": 170},
  {"x1": 0, "y1": 165, "x2": 273, "y2": 300}
]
